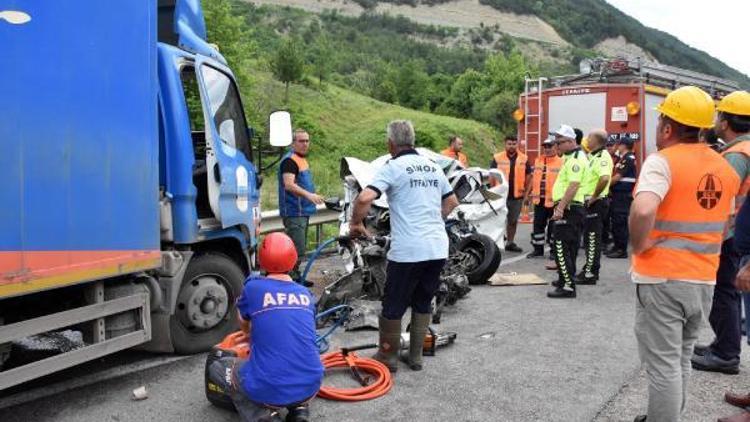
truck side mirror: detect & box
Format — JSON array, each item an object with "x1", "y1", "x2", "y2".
[{"x1": 269, "y1": 111, "x2": 292, "y2": 147}]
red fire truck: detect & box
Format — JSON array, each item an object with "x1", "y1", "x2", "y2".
[{"x1": 515, "y1": 58, "x2": 741, "y2": 164}]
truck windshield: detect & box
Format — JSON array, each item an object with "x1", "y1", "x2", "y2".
[{"x1": 200, "y1": 64, "x2": 252, "y2": 161}]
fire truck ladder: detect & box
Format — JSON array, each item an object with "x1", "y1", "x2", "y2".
[{"x1": 523, "y1": 77, "x2": 547, "y2": 157}]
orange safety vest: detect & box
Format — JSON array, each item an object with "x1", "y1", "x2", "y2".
[
  {"x1": 531, "y1": 155, "x2": 563, "y2": 208},
  {"x1": 440, "y1": 148, "x2": 469, "y2": 167},
  {"x1": 494, "y1": 151, "x2": 528, "y2": 198},
  {"x1": 721, "y1": 138, "x2": 750, "y2": 212},
  {"x1": 632, "y1": 143, "x2": 740, "y2": 283}
]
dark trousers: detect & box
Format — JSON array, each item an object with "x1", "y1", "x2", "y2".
[
  {"x1": 382, "y1": 259, "x2": 446, "y2": 320},
  {"x1": 531, "y1": 203, "x2": 554, "y2": 256},
  {"x1": 582, "y1": 199, "x2": 609, "y2": 275},
  {"x1": 602, "y1": 198, "x2": 613, "y2": 245},
  {"x1": 611, "y1": 191, "x2": 633, "y2": 250},
  {"x1": 283, "y1": 216, "x2": 309, "y2": 275},
  {"x1": 709, "y1": 237, "x2": 742, "y2": 361},
  {"x1": 208, "y1": 357, "x2": 305, "y2": 422},
  {"x1": 552, "y1": 205, "x2": 584, "y2": 289}
]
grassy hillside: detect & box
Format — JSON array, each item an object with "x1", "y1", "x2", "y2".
[
  {"x1": 247, "y1": 71, "x2": 500, "y2": 206},
  {"x1": 203, "y1": 0, "x2": 501, "y2": 209}
]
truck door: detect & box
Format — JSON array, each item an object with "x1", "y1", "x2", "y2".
[{"x1": 193, "y1": 59, "x2": 257, "y2": 229}]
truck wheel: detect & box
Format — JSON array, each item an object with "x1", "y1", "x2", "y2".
[
  {"x1": 170, "y1": 253, "x2": 245, "y2": 354},
  {"x1": 458, "y1": 234, "x2": 500, "y2": 285}
]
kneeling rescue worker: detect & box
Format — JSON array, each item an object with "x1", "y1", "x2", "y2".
[
  {"x1": 548, "y1": 124, "x2": 589, "y2": 299},
  {"x1": 350, "y1": 120, "x2": 459, "y2": 372},
  {"x1": 207, "y1": 232, "x2": 324, "y2": 422},
  {"x1": 629, "y1": 86, "x2": 740, "y2": 422}
]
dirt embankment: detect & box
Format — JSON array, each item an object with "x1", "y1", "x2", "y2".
[
  {"x1": 594, "y1": 35, "x2": 657, "y2": 62},
  {"x1": 246, "y1": 0, "x2": 568, "y2": 45}
]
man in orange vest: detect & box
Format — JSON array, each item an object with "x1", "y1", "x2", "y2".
[
  {"x1": 527, "y1": 137, "x2": 562, "y2": 259},
  {"x1": 490, "y1": 135, "x2": 532, "y2": 253},
  {"x1": 629, "y1": 86, "x2": 740, "y2": 422},
  {"x1": 692, "y1": 90, "x2": 750, "y2": 376},
  {"x1": 440, "y1": 136, "x2": 469, "y2": 167}
]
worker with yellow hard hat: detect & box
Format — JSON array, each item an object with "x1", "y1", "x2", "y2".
[
  {"x1": 629, "y1": 86, "x2": 740, "y2": 422},
  {"x1": 691, "y1": 91, "x2": 750, "y2": 378},
  {"x1": 719, "y1": 91, "x2": 750, "y2": 416}
]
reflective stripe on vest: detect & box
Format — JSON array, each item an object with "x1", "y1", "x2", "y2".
[
  {"x1": 531, "y1": 156, "x2": 562, "y2": 208},
  {"x1": 721, "y1": 138, "x2": 750, "y2": 213},
  {"x1": 632, "y1": 143, "x2": 740, "y2": 283},
  {"x1": 653, "y1": 220, "x2": 726, "y2": 234},
  {"x1": 495, "y1": 151, "x2": 528, "y2": 198},
  {"x1": 655, "y1": 238, "x2": 721, "y2": 255}
]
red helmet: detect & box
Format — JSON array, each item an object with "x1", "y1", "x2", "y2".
[{"x1": 259, "y1": 232, "x2": 298, "y2": 274}]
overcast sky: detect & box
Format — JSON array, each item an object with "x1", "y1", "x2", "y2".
[{"x1": 605, "y1": 0, "x2": 750, "y2": 78}]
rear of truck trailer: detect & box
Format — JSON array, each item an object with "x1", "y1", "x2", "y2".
[{"x1": 0, "y1": 0, "x2": 160, "y2": 388}]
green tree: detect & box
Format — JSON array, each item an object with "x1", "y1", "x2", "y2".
[
  {"x1": 395, "y1": 61, "x2": 430, "y2": 110},
  {"x1": 426, "y1": 73, "x2": 454, "y2": 112},
  {"x1": 439, "y1": 69, "x2": 485, "y2": 118},
  {"x1": 481, "y1": 50, "x2": 529, "y2": 97},
  {"x1": 203, "y1": 0, "x2": 256, "y2": 88},
  {"x1": 271, "y1": 37, "x2": 305, "y2": 102},
  {"x1": 309, "y1": 34, "x2": 335, "y2": 86}
]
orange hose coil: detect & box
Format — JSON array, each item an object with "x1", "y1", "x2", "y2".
[{"x1": 318, "y1": 351, "x2": 393, "y2": 401}]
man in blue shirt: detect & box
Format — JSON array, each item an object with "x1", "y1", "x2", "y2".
[
  {"x1": 606, "y1": 136, "x2": 637, "y2": 258},
  {"x1": 208, "y1": 233, "x2": 323, "y2": 422},
  {"x1": 723, "y1": 187, "x2": 750, "y2": 415},
  {"x1": 350, "y1": 120, "x2": 459, "y2": 372}
]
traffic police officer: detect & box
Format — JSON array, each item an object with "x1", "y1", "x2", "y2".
[
  {"x1": 577, "y1": 130, "x2": 614, "y2": 284},
  {"x1": 548, "y1": 124, "x2": 588, "y2": 299},
  {"x1": 607, "y1": 136, "x2": 637, "y2": 258}
]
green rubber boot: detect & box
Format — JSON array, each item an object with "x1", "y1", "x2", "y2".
[
  {"x1": 372, "y1": 315, "x2": 402, "y2": 373},
  {"x1": 406, "y1": 312, "x2": 431, "y2": 371}
]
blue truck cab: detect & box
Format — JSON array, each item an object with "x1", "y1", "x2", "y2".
[{"x1": 0, "y1": 0, "x2": 290, "y2": 389}]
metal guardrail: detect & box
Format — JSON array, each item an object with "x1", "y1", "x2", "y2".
[{"x1": 260, "y1": 205, "x2": 341, "y2": 250}]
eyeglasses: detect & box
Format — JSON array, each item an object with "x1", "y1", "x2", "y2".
[{"x1": 542, "y1": 145, "x2": 553, "y2": 148}]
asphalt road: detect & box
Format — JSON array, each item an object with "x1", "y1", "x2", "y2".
[{"x1": 2, "y1": 225, "x2": 749, "y2": 422}]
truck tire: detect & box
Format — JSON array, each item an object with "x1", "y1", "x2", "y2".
[
  {"x1": 458, "y1": 234, "x2": 500, "y2": 285},
  {"x1": 170, "y1": 253, "x2": 245, "y2": 354}
]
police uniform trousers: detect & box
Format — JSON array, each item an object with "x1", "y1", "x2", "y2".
[
  {"x1": 552, "y1": 204, "x2": 584, "y2": 288},
  {"x1": 531, "y1": 203, "x2": 554, "y2": 257},
  {"x1": 582, "y1": 199, "x2": 609, "y2": 276},
  {"x1": 610, "y1": 190, "x2": 633, "y2": 251},
  {"x1": 708, "y1": 237, "x2": 742, "y2": 361},
  {"x1": 602, "y1": 197, "x2": 613, "y2": 245}
]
